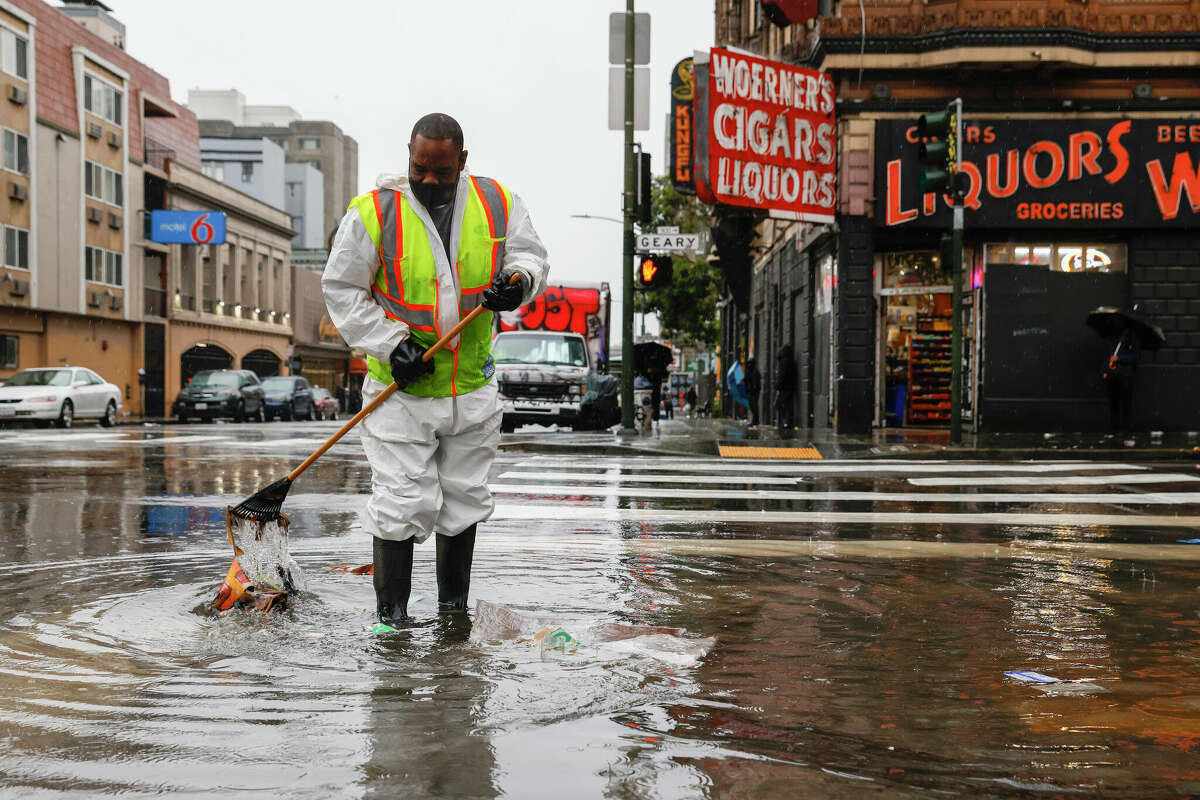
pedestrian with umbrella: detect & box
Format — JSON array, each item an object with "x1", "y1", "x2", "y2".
[{"x1": 1087, "y1": 306, "x2": 1166, "y2": 433}]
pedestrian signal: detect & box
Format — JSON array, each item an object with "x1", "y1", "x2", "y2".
[{"x1": 638, "y1": 255, "x2": 673, "y2": 288}]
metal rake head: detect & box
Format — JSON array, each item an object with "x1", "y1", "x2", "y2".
[{"x1": 228, "y1": 476, "x2": 294, "y2": 523}]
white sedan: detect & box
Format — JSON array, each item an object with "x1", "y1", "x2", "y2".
[{"x1": 0, "y1": 366, "x2": 123, "y2": 428}]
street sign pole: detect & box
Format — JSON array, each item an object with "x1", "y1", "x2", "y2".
[
  {"x1": 620, "y1": 0, "x2": 637, "y2": 432},
  {"x1": 949, "y1": 97, "x2": 964, "y2": 445}
]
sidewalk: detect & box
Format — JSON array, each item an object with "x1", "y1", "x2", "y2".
[{"x1": 502, "y1": 416, "x2": 1200, "y2": 461}]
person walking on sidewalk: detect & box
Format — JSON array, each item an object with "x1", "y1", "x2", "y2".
[
  {"x1": 774, "y1": 344, "x2": 797, "y2": 431},
  {"x1": 322, "y1": 113, "x2": 549, "y2": 627},
  {"x1": 745, "y1": 357, "x2": 762, "y2": 426}
]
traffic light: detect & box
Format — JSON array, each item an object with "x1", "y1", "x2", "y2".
[
  {"x1": 638, "y1": 255, "x2": 673, "y2": 288},
  {"x1": 916, "y1": 108, "x2": 954, "y2": 194}
]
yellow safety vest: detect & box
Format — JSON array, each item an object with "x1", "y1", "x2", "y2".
[{"x1": 348, "y1": 177, "x2": 512, "y2": 397}]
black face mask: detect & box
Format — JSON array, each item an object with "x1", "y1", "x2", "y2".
[{"x1": 412, "y1": 180, "x2": 456, "y2": 208}]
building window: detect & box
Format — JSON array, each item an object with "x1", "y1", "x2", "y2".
[
  {"x1": 276, "y1": 139, "x2": 289, "y2": 151},
  {"x1": 984, "y1": 243, "x2": 1128, "y2": 274},
  {"x1": 241, "y1": 162, "x2": 254, "y2": 182},
  {"x1": 1, "y1": 29, "x2": 27, "y2": 81},
  {"x1": 4, "y1": 225, "x2": 28, "y2": 270},
  {"x1": 0, "y1": 334, "x2": 16, "y2": 368},
  {"x1": 84, "y1": 246, "x2": 122, "y2": 286},
  {"x1": 298, "y1": 137, "x2": 320, "y2": 151},
  {"x1": 84, "y1": 160, "x2": 122, "y2": 206},
  {"x1": 201, "y1": 161, "x2": 225, "y2": 182},
  {"x1": 3, "y1": 128, "x2": 28, "y2": 175},
  {"x1": 83, "y1": 74, "x2": 123, "y2": 126},
  {"x1": 106, "y1": 250, "x2": 122, "y2": 285},
  {"x1": 309, "y1": 159, "x2": 322, "y2": 173}
]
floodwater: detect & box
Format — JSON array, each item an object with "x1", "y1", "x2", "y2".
[{"x1": 1, "y1": 422, "x2": 1199, "y2": 798}]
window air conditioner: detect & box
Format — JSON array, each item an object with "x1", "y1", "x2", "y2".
[
  {"x1": 108, "y1": 293, "x2": 123, "y2": 311},
  {"x1": 8, "y1": 182, "x2": 26, "y2": 201},
  {"x1": 87, "y1": 206, "x2": 102, "y2": 224},
  {"x1": 87, "y1": 290, "x2": 103, "y2": 307},
  {"x1": 108, "y1": 212, "x2": 122, "y2": 230},
  {"x1": 7, "y1": 85, "x2": 26, "y2": 106},
  {"x1": 86, "y1": 121, "x2": 102, "y2": 139},
  {"x1": 107, "y1": 131, "x2": 120, "y2": 149},
  {"x1": 9, "y1": 278, "x2": 27, "y2": 297}
]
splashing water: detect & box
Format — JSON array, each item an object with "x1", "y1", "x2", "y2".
[{"x1": 225, "y1": 510, "x2": 306, "y2": 594}]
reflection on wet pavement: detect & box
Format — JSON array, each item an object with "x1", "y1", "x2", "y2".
[{"x1": 1, "y1": 422, "x2": 1199, "y2": 797}]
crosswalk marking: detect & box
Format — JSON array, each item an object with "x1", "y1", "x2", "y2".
[
  {"x1": 509, "y1": 459, "x2": 1150, "y2": 475},
  {"x1": 490, "y1": 504, "x2": 1200, "y2": 528},
  {"x1": 911, "y1": 473, "x2": 1200, "y2": 487},
  {"x1": 498, "y1": 470, "x2": 805, "y2": 486},
  {"x1": 488, "y1": 484, "x2": 1200, "y2": 505}
]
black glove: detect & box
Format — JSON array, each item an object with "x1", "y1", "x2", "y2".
[
  {"x1": 389, "y1": 337, "x2": 435, "y2": 388},
  {"x1": 482, "y1": 268, "x2": 527, "y2": 312}
]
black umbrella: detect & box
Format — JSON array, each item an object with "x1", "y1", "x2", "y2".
[{"x1": 1086, "y1": 307, "x2": 1166, "y2": 351}]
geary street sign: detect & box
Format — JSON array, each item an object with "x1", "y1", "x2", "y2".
[{"x1": 636, "y1": 232, "x2": 703, "y2": 252}]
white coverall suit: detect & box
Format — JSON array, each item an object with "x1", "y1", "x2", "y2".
[{"x1": 322, "y1": 171, "x2": 549, "y2": 543}]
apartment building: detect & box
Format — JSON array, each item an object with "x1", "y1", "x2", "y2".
[
  {"x1": 0, "y1": 0, "x2": 295, "y2": 418},
  {"x1": 188, "y1": 88, "x2": 359, "y2": 253}
]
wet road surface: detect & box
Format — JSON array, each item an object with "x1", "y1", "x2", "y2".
[{"x1": 1, "y1": 421, "x2": 1199, "y2": 797}]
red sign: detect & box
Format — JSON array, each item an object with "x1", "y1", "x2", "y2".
[
  {"x1": 761, "y1": 0, "x2": 820, "y2": 27},
  {"x1": 699, "y1": 48, "x2": 836, "y2": 222},
  {"x1": 876, "y1": 117, "x2": 1200, "y2": 228}
]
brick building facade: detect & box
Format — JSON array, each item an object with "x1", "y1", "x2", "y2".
[{"x1": 713, "y1": 0, "x2": 1200, "y2": 433}]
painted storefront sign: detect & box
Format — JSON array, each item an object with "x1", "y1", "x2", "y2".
[
  {"x1": 877, "y1": 118, "x2": 1200, "y2": 228},
  {"x1": 670, "y1": 57, "x2": 695, "y2": 194},
  {"x1": 695, "y1": 48, "x2": 836, "y2": 222}
]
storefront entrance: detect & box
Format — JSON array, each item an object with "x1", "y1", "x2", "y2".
[{"x1": 875, "y1": 249, "x2": 979, "y2": 428}]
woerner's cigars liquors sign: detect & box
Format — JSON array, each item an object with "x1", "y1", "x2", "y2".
[
  {"x1": 877, "y1": 118, "x2": 1200, "y2": 228},
  {"x1": 695, "y1": 48, "x2": 836, "y2": 223}
]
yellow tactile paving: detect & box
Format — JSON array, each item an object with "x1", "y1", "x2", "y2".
[{"x1": 717, "y1": 445, "x2": 823, "y2": 460}]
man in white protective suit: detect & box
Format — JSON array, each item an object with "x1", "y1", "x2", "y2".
[{"x1": 322, "y1": 113, "x2": 548, "y2": 627}]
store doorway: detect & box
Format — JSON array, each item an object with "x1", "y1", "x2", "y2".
[{"x1": 876, "y1": 249, "x2": 970, "y2": 427}]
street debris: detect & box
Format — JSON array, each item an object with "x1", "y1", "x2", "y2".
[
  {"x1": 1005, "y1": 669, "x2": 1106, "y2": 695},
  {"x1": 473, "y1": 599, "x2": 714, "y2": 667}
]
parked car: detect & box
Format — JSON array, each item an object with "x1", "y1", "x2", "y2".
[
  {"x1": 261, "y1": 375, "x2": 315, "y2": 421},
  {"x1": 174, "y1": 370, "x2": 266, "y2": 423},
  {"x1": 0, "y1": 366, "x2": 122, "y2": 428},
  {"x1": 311, "y1": 387, "x2": 339, "y2": 421}
]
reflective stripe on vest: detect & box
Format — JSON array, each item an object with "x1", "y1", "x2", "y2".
[
  {"x1": 459, "y1": 176, "x2": 510, "y2": 312},
  {"x1": 369, "y1": 188, "x2": 437, "y2": 332}
]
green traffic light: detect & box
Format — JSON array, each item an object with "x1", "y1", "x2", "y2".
[
  {"x1": 919, "y1": 140, "x2": 948, "y2": 164},
  {"x1": 920, "y1": 169, "x2": 950, "y2": 193},
  {"x1": 918, "y1": 110, "x2": 951, "y2": 139}
]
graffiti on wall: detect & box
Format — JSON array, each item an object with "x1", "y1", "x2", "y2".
[{"x1": 497, "y1": 285, "x2": 609, "y2": 364}]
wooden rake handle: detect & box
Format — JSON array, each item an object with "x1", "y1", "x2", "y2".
[{"x1": 286, "y1": 272, "x2": 520, "y2": 482}]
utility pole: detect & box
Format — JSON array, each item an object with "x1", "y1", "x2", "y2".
[
  {"x1": 948, "y1": 98, "x2": 964, "y2": 445},
  {"x1": 620, "y1": 0, "x2": 637, "y2": 432}
]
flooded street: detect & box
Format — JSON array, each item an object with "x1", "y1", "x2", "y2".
[{"x1": 1, "y1": 422, "x2": 1199, "y2": 797}]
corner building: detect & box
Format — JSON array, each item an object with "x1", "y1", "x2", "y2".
[{"x1": 716, "y1": 0, "x2": 1200, "y2": 432}]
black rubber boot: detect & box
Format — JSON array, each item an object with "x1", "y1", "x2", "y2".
[
  {"x1": 436, "y1": 524, "x2": 476, "y2": 614},
  {"x1": 373, "y1": 535, "x2": 414, "y2": 625}
]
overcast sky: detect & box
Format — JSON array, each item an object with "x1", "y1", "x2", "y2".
[{"x1": 112, "y1": 0, "x2": 716, "y2": 332}]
